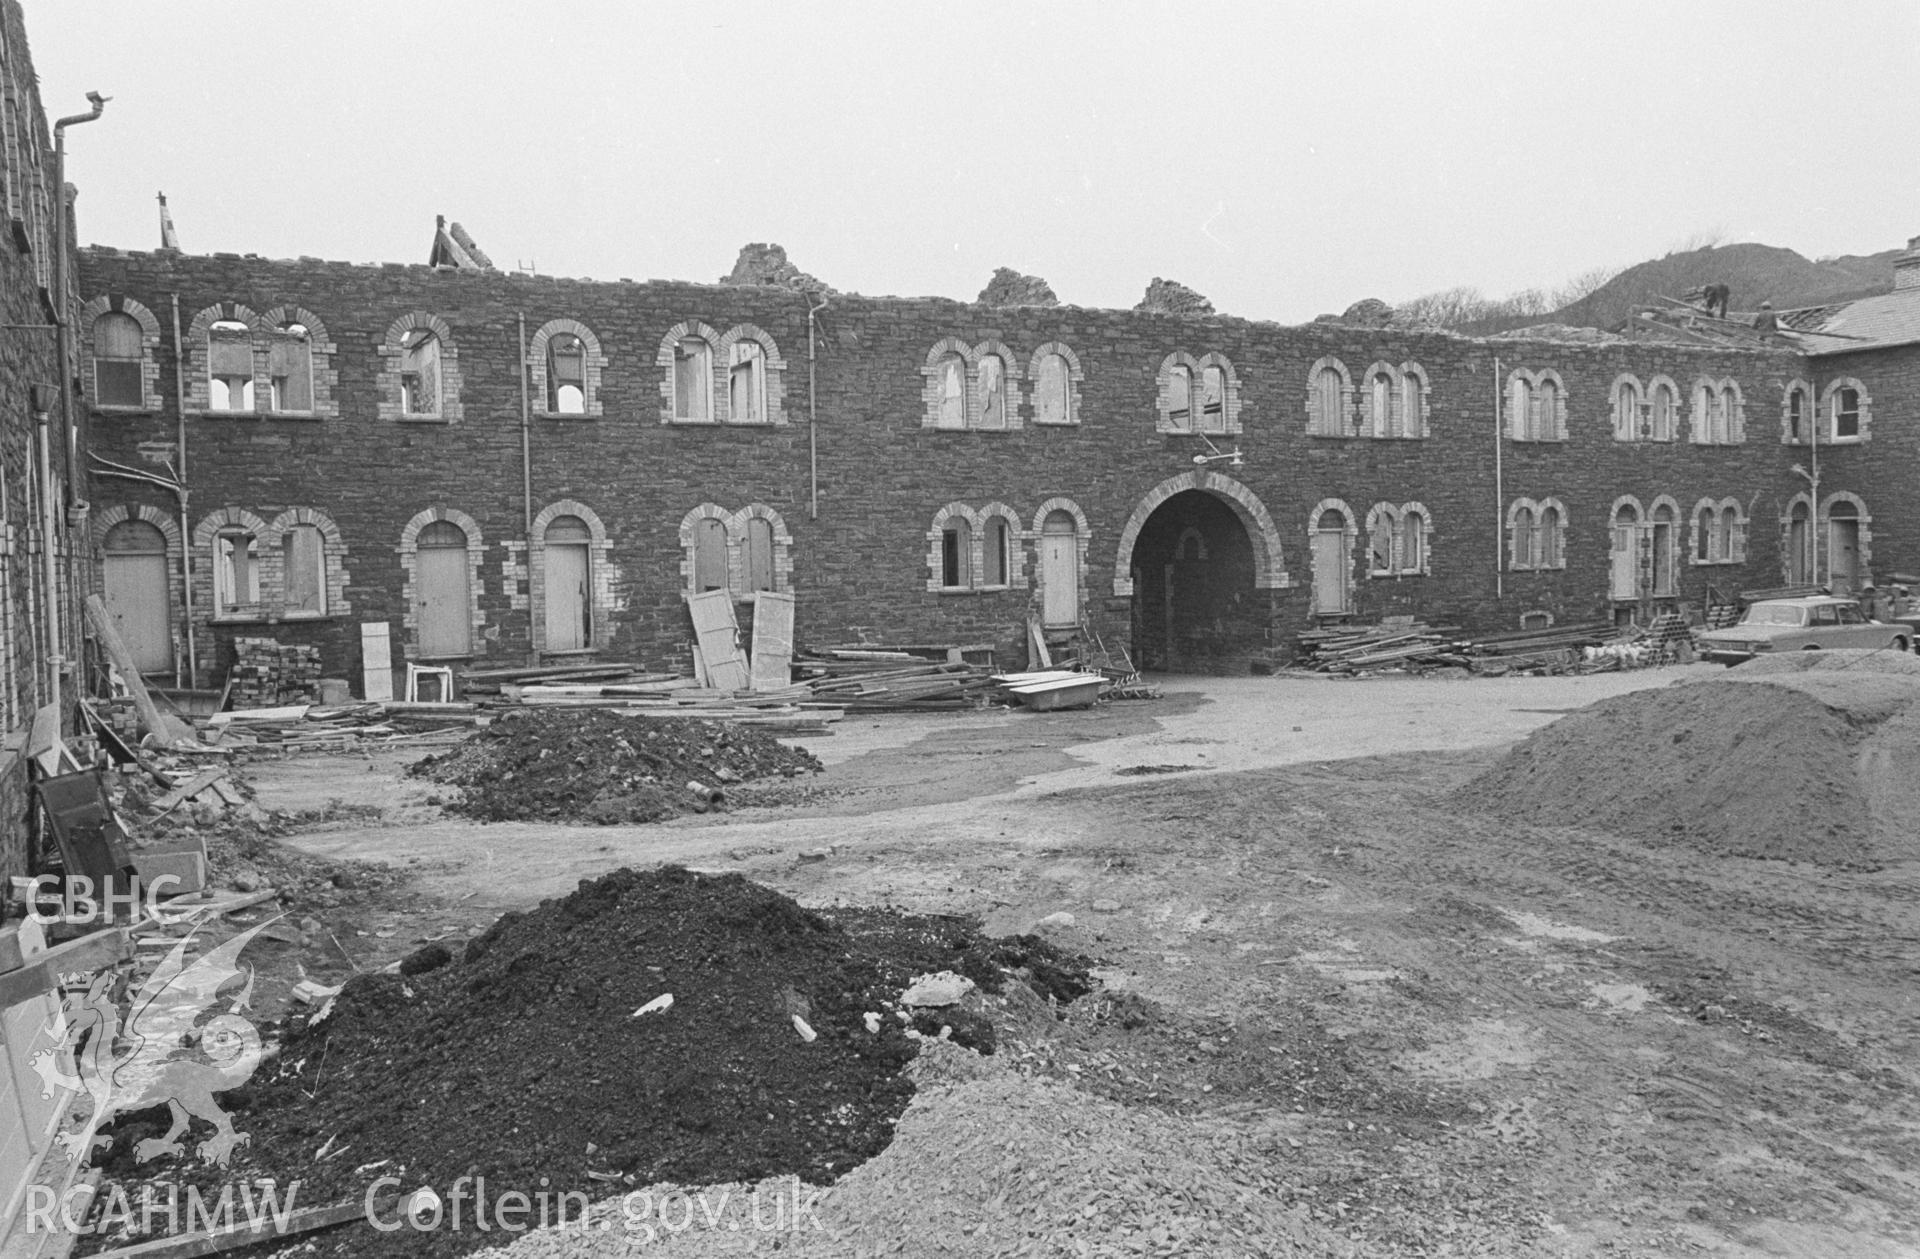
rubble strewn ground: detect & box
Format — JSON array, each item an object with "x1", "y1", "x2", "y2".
[
  {"x1": 82, "y1": 867, "x2": 1089, "y2": 1258},
  {"x1": 59, "y1": 669, "x2": 1920, "y2": 1258},
  {"x1": 409, "y1": 710, "x2": 823, "y2": 824}
]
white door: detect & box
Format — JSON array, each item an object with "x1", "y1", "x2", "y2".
[
  {"x1": 102, "y1": 521, "x2": 172, "y2": 673},
  {"x1": 1039, "y1": 511, "x2": 1079, "y2": 627},
  {"x1": 416, "y1": 524, "x2": 472, "y2": 658},
  {"x1": 1610, "y1": 526, "x2": 1638, "y2": 599},
  {"x1": 544, "y1": 543, "x2": 589, "y2": 651},
  {"x1": 1312, "y1": 530, "x2": 1348, "y2": 613}
]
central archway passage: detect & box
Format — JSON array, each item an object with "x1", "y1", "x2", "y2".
[{"x1": 1115, "y1": 473, "x2": 1289, "y2": 673}]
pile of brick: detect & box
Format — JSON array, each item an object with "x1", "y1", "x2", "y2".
[{"x1": 228, "y1": 637, "x2": 323, "y2": 709}]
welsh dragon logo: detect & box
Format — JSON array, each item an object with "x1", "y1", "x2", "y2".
[{"x1": 30, "y1": 918, "x2": 277, "y2": 1168}]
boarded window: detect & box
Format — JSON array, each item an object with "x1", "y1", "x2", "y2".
[
  {"x1": 744, "y1": 516, "x2": 776, "y2": 592},
  {"x1": 1788, "y1": 388, "x2": 1806, "y2": 441},
  {"x1": 1724, "y1": 506, "x2": 1744, "y2": 561},
  {"x1": 549, "y1": 334, "x2": 586, "y2": 414},
  {"x1": 1199, "y1": 365, "x2": 1226, "y2": 432},
  {"x1": 283, "y1": 523, "x2": 327, "y2": 614},
  {"x1": 937, "y1": 356, "x2": 966, "y2": 429},
  {"x1": 692, "y1": 517, "x2": 728, "y2": 592},
  {"x1": 269, "y1": 322, "x2": 313, "y2": 413},
  {"x1": 1650, "y1": 383, "x2": 1675, "y2": 441},
  {"x1": 1311, "y1": 368, "x2": 1345, "y2": 436},
  {"x1": 1371, "y1": 372, "x2": 1394, "y2": 437},
  {"x1": 1695, "y1": 507, "x2": 1715, "y2": 561},
  {"x1": 402, "y1": 329, "x2": 442, "y2": 416},
  {"x1": 215, "y1": 529, "x2": 259, "y2": 612},
  {"x1": 92, "y1": 312, "x2": 144, "y2": 407},
  {"x1": 728, "y1": 340, "x2": 765, "y2": 423},
  {"x1": 674, "y1": 338, "x2": 712, "y2": 421},
  {"x1": 985, "y1": 517, "x2": 1011, "y2": 586},
  {"x1": 1538, "y1": 505, "x2": 1563, "y2": 568},
  {"x1": 1034, "y1": 353, "x2": 1071, "y2": 425},
  {"x1": 1166, "y1": 366, "x2": 1192, "y2": 430},
  {"x1": 942, "y1": 519, "x2": 972, "y2": 588},
  {"x1": 1400, "y1": 373, "x2": 1423, "y2": 436},
  {"x1": 1400, "y1": 511, "x2": 1425, "y2": 572},
  {"x1": 208, "y1": 320, "x2": 254, "y2": 411},
  {"x1": 1613, "y1": 381, "x2": 1640, "y2": 440},
  {"x1": 1512, "y1": 505, "x2": 1536, "y2": 567},
  {"x1": 978, "y1": 355, "x2": 1006, "y2": 429}
]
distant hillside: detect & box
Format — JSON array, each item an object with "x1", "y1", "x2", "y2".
[{"x1": 1452, "y1": 243, "x2": 1900, "y2": 335}]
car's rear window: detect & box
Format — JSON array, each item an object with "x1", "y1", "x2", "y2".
[{"x1": 1742, "y1": 605, "x2": 1805, "y2": 626}]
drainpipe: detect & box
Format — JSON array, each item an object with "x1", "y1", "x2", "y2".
[
  {"x1": 0, "y1": 417, "x2": 13, "y2": 726},
  {"x1": 31, "y1": 385, "x2": 61, "y2": 720},
  {"x1": 1492, "y1": 357, "x2": 1504, "y2": 600},
  {"x1": 1809, "y1": 385, "x2": 1821, "y2": 588},
  {"x1": 169, "y1": 292, "x2": 197, "y2": 687},
  {"x1": 518, "y1": 312, "x2": 537, "y2": 664},
  {"x1": 804, "y1": 291, "x2": 829, "y2": 521},
  {"x1": 51, "y1": 94, "x2": 107, "y2": 710}
]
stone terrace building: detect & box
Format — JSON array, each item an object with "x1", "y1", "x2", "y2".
[
  {"x1": 73, "y1": 239, "x2": 1920, "y2": 690},
  {"x1": 0, "y1": 0, "x2": 88, "y2": 881}
]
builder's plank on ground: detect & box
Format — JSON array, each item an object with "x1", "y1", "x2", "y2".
[{"x1": 0, "y1": 929, "x2": 131, "y2": 1010}]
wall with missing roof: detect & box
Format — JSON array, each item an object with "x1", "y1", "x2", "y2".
[{"x1": 76, "y1": 244, "x2": 1875, "y2": 688}]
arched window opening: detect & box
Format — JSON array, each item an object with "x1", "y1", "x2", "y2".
[
  {"x1": 942, "y1": 518, "x2": 973, "y2": 588},
  {"x1": 93, "y1": 311, "x2": 144, "y2": 407},
  {"x1": 692, "y1": 517, "x2": 729, "y2": 592},
  {"x1": 402, "y1": 328, "x2": 442, "y2": 416},
  {"x1": 549, "y1": 333, "x2": 586, "y2": 414},
  {"x1": 1035, "y1": 353, "x2": 1071, "y2": 425},
  {"x1": 673, "y1": 337, "x2": 712, "y2": 421},
  {"x1": 208, "y1": 319, "x2": 253, "y2": 411}
]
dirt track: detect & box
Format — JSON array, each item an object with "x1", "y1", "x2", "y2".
[{"x1": 250, "y1": 670, "x2": 1920, "y2": 1257}]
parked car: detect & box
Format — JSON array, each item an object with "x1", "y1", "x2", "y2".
[{"x1": 1697, "y1": 595, "x2": 1912, "y2": 665}]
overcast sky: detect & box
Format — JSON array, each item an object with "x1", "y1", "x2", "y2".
[{"x1": 30, "y1": 1, "x2": 1920, "y2": 324}]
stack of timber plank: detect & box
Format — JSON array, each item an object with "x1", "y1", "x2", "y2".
[
  {"x1": 228, "y1": 638, "x2": 324, "y2": 708},
  {"x1": 1292, "y1": 621, "x2": 1468, "y2": 674},
  {"x1": 792, "y1": 648, "x2": 997, "y2": 712},
  {"x1": 1460, "y1": 621, "x2": 1613, "y2": 674}
]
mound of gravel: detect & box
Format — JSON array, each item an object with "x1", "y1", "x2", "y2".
[
  {"x1": 1729, "y1": 647, "x2": 1920, "y2": 676},
  {"x1": 1454, "y1": 677, "x2": 1920, "y2": 866},
  {"x1": 411, "y1": 710, "x2": 822, "y2": 824},
  {"x1": 90, "y1": 868, "x2": 1089, "y2": 1259},
  {"x1": 487, "y1": 1042, "x2": 1352, "y2": 1258}
]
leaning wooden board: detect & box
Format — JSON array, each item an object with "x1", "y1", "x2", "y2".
[
  {"x1": 686, "y1": 591, "x2": 750, "y2": 692},
  {"x1": 749, "y1": 591, "x2": 795, "y2": 692}
]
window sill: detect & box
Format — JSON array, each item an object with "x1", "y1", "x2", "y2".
[
  {"x1": 194, "y1": 409, "x2": 262, "y2": 421},
  {"x1": 541, "y1": 647, "x2": 601, "y2": 657},
  {"x1": 280, "y1": 612, "x2": 338, "y2": 622},
  {"x1": 936, "y1": 586, "x2": 980, "y2": 597},
  {"x1": 1826, "y1": 435, "x2": 1865, "y2": 445},
  {"x1": 210, "y1": 613, "x2": 271, "y2": 625},
  {"x1": 536, "y1": 411, "x2": 600, "y2": 421},
  {"x1": 397, "y1": 414, "x2": 451, "y2": 425},
  {"x1": 1030, "y1": 418, "x2": 1079, "y2": 427},
  {"x1": 93, "y1": 404, "x2": 159, "y2": 417},
  {"x1": 1506, "y1": 437, "x2": 1569, "y2": 444},
  {"x1": 924, "y1": 424, "x2": 1010, "y2": 434}
]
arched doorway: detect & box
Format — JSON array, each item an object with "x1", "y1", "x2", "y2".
[
  {"x1": 542, "y1": 514, "x2": 593, "y2": 651},
  {"x1": 415, "y1": 520, "x2": 473, "y2": 658},
  {"x1": 102, "y1": 519, "x2": 172, "y2": 672},
  {"x1": 1827, "y1": 500, "x2": 1861, "y2": 594},
  {"x1": 1127, "y1": 489, "x2": 1260, "y2": 671}
]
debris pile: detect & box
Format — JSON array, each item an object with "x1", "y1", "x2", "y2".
[
  {"x1": 409, "y1": 709, "x2": 824, "y2": 824},
  {"x1": 93, "y1": 868, "x2": 1090, "y2": 1259},
  {"x1": 1291, "y1": 619, "x2": 1623, "y2": 676},
  {"x1": 791, "y1": 649, "x2": 996, "y2": 712},
  {"x1": 228, "y1": 637, "x2": 324, "y2": 708},
  {"x1": 1454, "y1": 667, "x2": 1920, "y2": 867}
]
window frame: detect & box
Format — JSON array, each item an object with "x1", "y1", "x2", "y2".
[
  {"x1": 1306, "y1": 357, "x2": 1354, "y2": 438},
  {"x1": 80, "y1": 297, "x2": 164, "y2": 413}
]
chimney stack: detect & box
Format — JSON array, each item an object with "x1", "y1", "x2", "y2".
[{"x1": 1896, "y1": 235, "x2": 1920, "y2": 291}]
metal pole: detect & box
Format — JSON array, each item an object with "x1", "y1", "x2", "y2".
[
  {"x1": 170, "y1": 292, "x2": 197, "y2": 686},
  {"x1": 32, "y1": 389, "x2": 60, "y2": 721},
  {"x1": 1809, "y1": 384, "x2": 1821, "y2": 588},
  {"x1": 1492, "y1": 357, "x2": 1504, "y2": 600},
  {"x1": 805, "y1": 292, "x2": 828, "y2": 522},
  {"x1": 518, "y1": 312, "x2": 537, "y2": 664},
  {"x1": 51, "y1": 95, "x2": 106, "y2": 714}
]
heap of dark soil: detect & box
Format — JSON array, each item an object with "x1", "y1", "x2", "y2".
[
  {"x1": 409, "y1": 709, "x2": 822, "y2": 824},
  {"x1": 1452, "y1": 678, "x2": 1908, "y2": 866},
  {"x1": 88, "y1": 867, "x2": 1088, "y2": 1258}
]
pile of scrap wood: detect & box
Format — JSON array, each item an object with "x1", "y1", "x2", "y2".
[
  {"x1": 1462, "y1": 621, "x2": 1614, "y2": 674},
  {"x1": 1291, "y1": 620, "x2": 1468, "y2": 674},
  {"x1": 199, "y1": 701, "x2": 484, "y2": 751},
  {"x1": 792, "y1": 649, "x2": 996, "y2": 712},
  {"x1": 1287, "y1": 618, "x2": 1617, "y2": 676}
]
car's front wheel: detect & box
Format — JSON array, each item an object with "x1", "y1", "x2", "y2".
[
  {"x1": 1802, "y1": 644, "x2": 1821, "y2": 651},
  {"x1": 1893, "y1": 636, "x2": 1911, "y2": 653}
]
